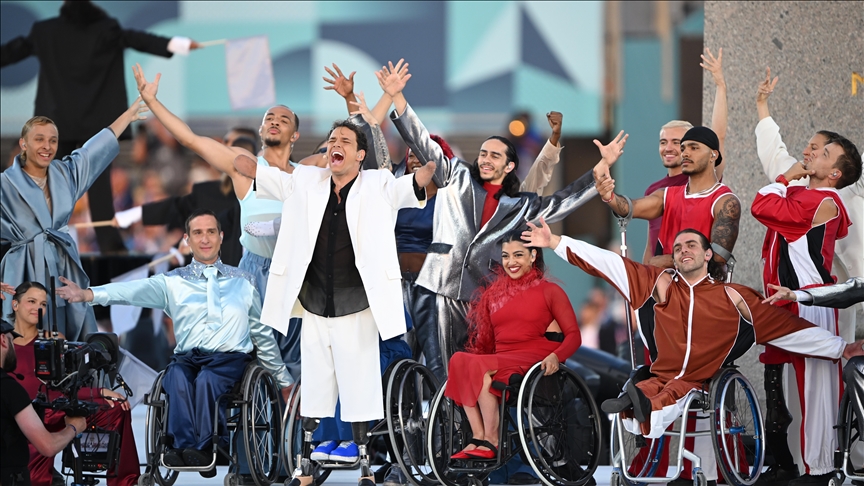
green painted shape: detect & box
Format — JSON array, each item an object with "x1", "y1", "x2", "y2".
[{"x1": 447, "y1": 1, "x2": 512, "y2": 80}]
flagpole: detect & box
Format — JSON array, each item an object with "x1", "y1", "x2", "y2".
[{"x1": 198, "y1": 39, "x2": 227, "y2": 47}]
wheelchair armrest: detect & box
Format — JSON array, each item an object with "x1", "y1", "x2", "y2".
[{"x1": 491, "y1": 380, "x2": 508, "y2": 391}]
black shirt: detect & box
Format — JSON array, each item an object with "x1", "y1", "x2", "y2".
[
  {"x1": 1, "y1": 370, "x2": 33, "y2": 484},
  {"x1": 300, "y1": 176, "x2": 369, "y2": 317}
]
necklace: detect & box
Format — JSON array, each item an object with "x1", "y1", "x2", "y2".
[{"x1": 685, "y1": 180, "x2": 720, "y2": 196}]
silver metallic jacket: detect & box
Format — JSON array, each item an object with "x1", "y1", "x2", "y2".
[
  {"x1": 391, "y1": 104, "x2": 598, "y2": 302},
  {"x1": 803, "y1": 277, "x2": 864, "y2": 310}
]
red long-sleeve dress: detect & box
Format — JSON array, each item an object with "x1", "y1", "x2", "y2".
[{"x1": 444, "y1": 275, "x2": 581, "y2": 407}]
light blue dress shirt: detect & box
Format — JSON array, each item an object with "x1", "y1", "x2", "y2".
[{"x1": 89, "y1": 258, "x2": 292, "y2": 387}]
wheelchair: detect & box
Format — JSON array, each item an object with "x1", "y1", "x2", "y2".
[
  {"x1": 609, "y1": 366, "x2": 765, "y2": 486},
  {"x1": 426, "y1": 362, "x2": 602, "y2": 486},
  {"x1": 138, "y1": 360, "x2": 283, "y2": 486},
  {"x1": 833, "y1": 389, "x2": 864, "y2": 486},
  {"x1": 281, "y1": 358, "x2": 440, "y2": 486}
]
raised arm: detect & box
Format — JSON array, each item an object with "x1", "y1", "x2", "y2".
[
  {"x1": 349, "y1": 92, "x2": 392, "y2": 170},
  {"x1": 592, "y1": 133, "x2": 664, "y2": 220},
  {"x1": 753, "y1": 68, "x2": 798, "y2": 180},
  {"x1": 132, "y1": 64, "x2": 253, "y2": 197},
  {"x1": 521, "y1": 111, "x2": 563, "y2": 195},
  {"x1": 703, "y1": 48, "x2": 728, "y2": 180},
  {"x1": 56, "y1": 275, "x2": 169, "y2": 311}
]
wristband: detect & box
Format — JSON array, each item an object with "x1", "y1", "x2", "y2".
[
  {"x1": 68, "y1": 424, "x2": 78, "y2": 435},
  {"x1": 775, "y1": 174, "x2": 789, "y2": 186},
  {"x1": 602, "y1": 194, "x2": 614, "y2": 203}
]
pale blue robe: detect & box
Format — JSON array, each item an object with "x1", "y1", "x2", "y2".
[{"x1": 0, "y1": 129, "x2": 118, "y2": 340}]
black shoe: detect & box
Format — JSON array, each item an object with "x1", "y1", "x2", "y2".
[
  {"x1": 162, "y1": 449, "x2": 185, "y2": 467},
  {"x1": 182, "y1": 447, "x2": 213, "y2": 467},
  {"x1": 601, "y1": 393, "x2": 633, "y2": 414},
  {"x1": 625, "y1": 380, "x2": 652, "y2": 423},
  {"x1": 755, "y1": 463, "x2": 799, "y2": 484},
  {"x1": 788, "y1": 472, "x2": 835, "y2": 485},
  {"x1": 666, "y1": 479, "x2": 716, "y2": 486},
  {"x1": 198, "y1": 467, "x2": 217, "y2": 478},
  {"x1": 507, "y1": 472, "x2": 540, "y2": 485}
]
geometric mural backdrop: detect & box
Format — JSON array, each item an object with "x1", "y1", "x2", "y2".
[{"x1": 1, "y1": 1, "x2": 603, "y2": 135}]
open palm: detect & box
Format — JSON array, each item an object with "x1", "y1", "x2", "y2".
[{"x1": 132, "y1": 63, "x2": 160, "y2": 102}]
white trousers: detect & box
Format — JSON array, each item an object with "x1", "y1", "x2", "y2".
[
  {"x1": 300, "y1": 307, "x2": 384, "y2": 422},
  {"x1": 785, "y1": 304, "x2": 842, "y2": 476}
]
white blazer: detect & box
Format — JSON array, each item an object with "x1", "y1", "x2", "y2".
[{"x1": 255, "y1": 164, "x2": 425, "y2": 340}]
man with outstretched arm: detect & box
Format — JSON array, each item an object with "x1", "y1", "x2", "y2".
[
  {"x1": 384, "y1": 59, "x2": 623, "y2": 366},
  {"x1": 56, "y1": 210, "x2": 292, "y2": 478},
  {"x1": 522, "y1": 219, "x2": 864, "y2": 486},
  {"x1": 234, "y1": 116, "x2": 436, "y2": 486}
]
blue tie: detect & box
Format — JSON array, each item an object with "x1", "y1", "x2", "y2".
[{"x1": 203, "y1": 266, "x2": 222, "y2": 327}]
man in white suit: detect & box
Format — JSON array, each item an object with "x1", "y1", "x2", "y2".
[{"x1": 234, "y1": 118, "x2": 435, "y2": 486}]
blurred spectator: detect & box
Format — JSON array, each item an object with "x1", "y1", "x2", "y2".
[
  {"x1": 578, "y1": 288, "x2": 618, "y2": 355},
  {"x1": 132, "y1": 120, "x2": 192, "y2": 196}
]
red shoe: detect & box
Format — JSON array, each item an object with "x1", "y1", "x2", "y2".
[
  {"x1": 464, "y1": 440, "x2": 498, "y2": 460},
  {"x1": 450, "y1": 438, "x2": 486, "y2": 460}
]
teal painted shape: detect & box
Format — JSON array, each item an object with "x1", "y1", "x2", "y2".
[
  {"x1": 514, "y1": 65, "x2": 601, "y2": 135},
  {"x1": 678, "y1": 8, "x2": 704, "y2": 37},
  {"x1": 447, "y1": 2, "x2": 512, "y2": 81},
  {"x1": 519, "y1": 7, "x2": 572, "y2": 84},
  {"x1": 317, "y1": 1, "x2": 434, "y2": 23},
  {"x1": 612, "y1": 38, "x2": 680, "y2": 262}
]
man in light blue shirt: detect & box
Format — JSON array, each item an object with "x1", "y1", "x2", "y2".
[{"x1": 57, "y1": 209, "x2": 291, "y2": 472}]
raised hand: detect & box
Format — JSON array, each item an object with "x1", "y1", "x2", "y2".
[
  {"x1": 594, "y1": 130, "x2": 629, "y2": 166},
  {"x1": 522, "y1": 217, "x2": 559, "y2": 249},
  {"x1": 323, "y1": 63, "x2": 356, "y2": 99},
  {"x1": 132, "y1": 63, "x2": 161, "y2": 103},
  {"x1": 594, "y1": 174, "x2": 616, "y2": 202},
  {"x1": 348, "y1": 91, "x2": 378, "y2": 125},
  {"x1": 757, "y1": 67, "x2": 779, "y2": 104},
  {"x1": 375, "y1": 59, "x2": 411, "y2": 97},
  {"x1": 700, "y1": 47, "x2": 725, "y2": 86},
  {"x1": 125, "y1": 96, "x2": 149, "y2": 123},
  {"x1": 547, "y1": 111, "x2": 563, "y2": 146},
  {"x1": 414, "y1": 161, "x2": 437, "y2": 188}
]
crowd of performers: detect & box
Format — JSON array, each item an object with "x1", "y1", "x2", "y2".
[{"x1": 1, "y1": 42, "x2": 863, "y2": 486}]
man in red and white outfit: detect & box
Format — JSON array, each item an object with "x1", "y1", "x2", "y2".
[{"x1": 752, "y1": 126, "x2": 861, "y2": 485}]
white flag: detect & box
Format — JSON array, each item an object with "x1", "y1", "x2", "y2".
[
  {"x1": 117, "y1": 348, "x2": 158, "y2": 410},
  {"x1": 225, "y1": 35, "x2": 276, "y2": 111},
  {"x1": 109, "y1": 264, "x2": 150, "y2": 336}
]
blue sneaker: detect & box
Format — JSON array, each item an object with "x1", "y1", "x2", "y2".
[
  {"x1": 329, "y1": 441, "x2": 359, "y2": 462},
  {"x1": 310, "y1": 441, "x2": 338, "y2": 461}
]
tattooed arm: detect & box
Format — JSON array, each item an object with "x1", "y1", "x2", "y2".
[
  {"x1": 710, "y1": 193, "x2": 741, "y2": 264},
  {"x1": 594, "y1": 170, "x2": 665, "y2": 220}
]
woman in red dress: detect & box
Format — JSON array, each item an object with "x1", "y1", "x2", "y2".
[{"x1": 444, "y1": 233, "x2": 582, "y2": 460}]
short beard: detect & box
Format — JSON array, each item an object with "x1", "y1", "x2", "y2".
[
  {"x1": 2, "y1": 349, "x2": 17, "y2": 373},
  {"x1": 263, "y1": 137, "x2": 282, "y2": 148}
]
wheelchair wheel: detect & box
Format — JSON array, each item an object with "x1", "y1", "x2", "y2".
[
  {"x1": 426, "y1": 383, "x2": 491, "y2": 486},
  {"x1": 709, "y1": 368, "x2": 764, "y2": 486},
  {"x1": 837, "y1": 390, "x2": 860, "y2": 481},
  {"x1": 144, "y1": 371, "x2": 179, "y2": 486},
  {"x1": 386, "y1": 360, "x2": 440, "y2": 486},
  {"x1": 281, "y1": 380, "x2": 332, "y2": 486},
  {"x1": 242, "y1": 364, "x2": 283, "y2": 486},
  {"x1": 516, "y1": 363, "x2": 602, "y2": 486},
  {"x1": 609, "y1": 415, "x2": 666, "y2": 486}
]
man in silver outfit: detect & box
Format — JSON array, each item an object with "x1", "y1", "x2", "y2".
[{"x1": 379, "y1": 60, "x2": 629, "y2": 367}]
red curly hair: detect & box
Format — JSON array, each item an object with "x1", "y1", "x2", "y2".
[{"x1": 405, "y1": 133, "x2": 454, "y2": 162}]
